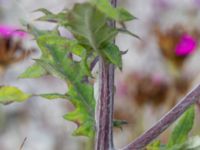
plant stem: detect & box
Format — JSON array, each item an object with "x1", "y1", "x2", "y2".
[
  {"x1": 111, "y1": 0, "x2": 117, "y2": 7},
  {"x1": 95, "y1": 0, "x2": 117, "y2": 150},
  {"x1": 95, "y1": 60, "x2": 115, "y2": 150},
  {"x1": 120, "y1": 84, "x2": 200, "y2": 150}
]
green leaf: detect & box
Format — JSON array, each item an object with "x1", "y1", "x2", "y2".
[
  {"x1": 117, "y1": 28, "x2": 140, "y2": 39},
  {"x1": 67, "y1": 3, "x2": 118, "y2": 50},
  {"x1": 26, "y1": 27, "x2": 61, "y2": 70},
  {"x1": 26, "y1": 0, "x2": 136, "y2": 138},
  {"x1": 64, "y1": 40, "x2": 86, "y2": 56},
  {"x1": 35, "y1": 8, "x2": 69, "y2": 27},
  {"x1": 34, "y1": 8, "x2": 52, "y2": 15},
  {"x1": 19, "y1": 63, "x2": 46, "y2": 78},
  {"x1": 36, "y1": 33, "x2": 88, "y2": 63},
  {"x1": 27, "y1": 26, "x2": 60, "y2": 74},
  {"x1": 0, "y1": 86, "x2": 31, "y2": 104},
  {"x1": 71, "y1": 120, "x2": 94, "y2": 137},
  {"x1": 39, "y1": 93, "x2": 67, "y2": 100},
  {"x1": 64, "y1": 83, "x2": 95, "y2": 137},
  {"x1": 33, "y1": 32, "x2": 96, "y2": 137},
  {"x1": 36, "y1": 57, "x2": 96, "y2": 137},
  {"x1": 35, "y1": 59, "x2": 66, "y2": 81},
  {"x1": 146, "y1": 140, "x2": 161, "y2": 150},
  {"x1": 101, "y1": 43, "x2": 122, "y2": 69},
  {"x1": 27, "y1": 24, "x2": 59, "y2": 38},
  {"x1": 91, "y1": 0, "x2": 135, "y2": 21},
  {"x1": 34, "y1": 32, "x2": 71, "y2": 79},
  {"x1": 38, "y1": 35, "x2": 91, "y2": 80},
  {"x1": 167, "y1": 105, "x2": 195, "y2": 148}
]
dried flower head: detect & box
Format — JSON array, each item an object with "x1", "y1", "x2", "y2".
[
  {"x1": 124, "y1": 73, "x2": 169, "y2": 106},
  {"x1": 155, "y1": 25, "x2": 198, "y2": 68},
  {"x1": 0, "y1": 25, "x2": 35, "y2": 71}
]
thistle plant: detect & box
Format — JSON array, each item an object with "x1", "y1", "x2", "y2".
[{"x1": 0, "y1": 0, "x2": 200, "y2": 150}]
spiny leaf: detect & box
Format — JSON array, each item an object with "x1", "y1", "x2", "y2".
[
  {"x1": 101, "y1": 43, "x2": 122, "y2": 69},
  {"x1": 34, "y1": 8, "x2": 52, "y2": 15},
  {"x1": 37, "y1": 33, "x2": 87, "y2": 62},
  {"x1": 167, "y1": 105, "x2": 195, "y2": 148},
  {"x1": 25, "y1": 0, "x2": 137, "y2": 138},
  {"x1": 38, "y1": 35, "x2": 91, "y2": 80},
  {"x1": 33, "y1": 31, "x2": 69, "y2": 79},
  {"x1": 35, "y1": 8, "x2": 69, "y2": 26},
  {"x1": 34, "y1": 32, "x2": 96, "y2": 137},
  {"x1": 36, "y1": 34, "x2": 97, "y2": 137},
  {"x1": 36, "y1": 53, "x2": 96, "y2": 137},
  {"x1": 19, "y1": 25, "x2": 65, "y2": 78},
  {"x1": 0, "y1": 86, "x2": 31, "y2": 105},
  {"x1": 34, "y1": 33, "x2": 89, "y2": 80},
  {"x1": 27, "y1": 24, "x2": 59, "y2": 38},
  {"x1": 117, "y1": 28, "x2": 140, "y2": 39},
  {"x1": 19, "y1": 63, "x2": 46, "y2": 78},
  {"x1": 26, "y1": 26, "x2": 60, "y2": 77},
  {"x1": 35, "y1": 59, "x2": 66, "y2": 81},
  {"x1": 67, "y1": 2, "x2": 118, "y2": 50},
  {"x1": 70, "y1": 120, "x2": 94, "y2": 137},
  {"x1": 64, "y1": 83, "x2": 95, "y2": 137},
  {"x1": 91, "y1": 0, "x2": 135, "y2": 21}
]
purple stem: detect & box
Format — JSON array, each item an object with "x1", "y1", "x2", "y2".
[
  {"x1": 120, "y1": 84, "x2": 200, "y2": 150},
  {"x1": 95, "y1": 59, "x2": 115, "y2": 150},
  {"x1": 90, "y1": 56, "x2": 99, "y2": 71},
  {"x1": 95, "y1": 0, "x2": 117, "y2": 150}
]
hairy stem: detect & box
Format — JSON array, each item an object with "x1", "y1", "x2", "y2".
[
  {"x1": 95, "y1": 60, "x2": 115, "y2": 150},
  {"x1": 95, "y1": 0, "x2": 117, "y2": 150},
  {"x1": 120, "y1": 84, "x2": 200, "y2": 150}
]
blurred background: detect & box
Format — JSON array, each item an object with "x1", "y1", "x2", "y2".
[{"x1": 0, "y1": 0, "x2": 200, "y2": 150}]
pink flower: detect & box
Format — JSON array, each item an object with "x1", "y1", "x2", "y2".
[
  {"x1": 175, "y1": 33, "x2": 197, "y2": 56},
  {"x1": 0, "y1": 25, "x2": 26, "y2": 38}
]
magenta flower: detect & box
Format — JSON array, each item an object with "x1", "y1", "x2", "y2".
[
  {"x1": 0, "y1": 25, "x2": 26, "y2": 38},
  {"x1": 175, "y1": 33, "x2": 197, "y2": 56}
]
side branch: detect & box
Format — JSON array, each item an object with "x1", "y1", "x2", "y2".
[{"x1": 120, "y1": 84, "x2": 200, "y2": 150}]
